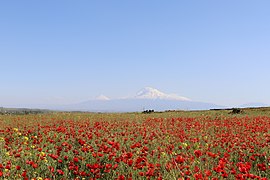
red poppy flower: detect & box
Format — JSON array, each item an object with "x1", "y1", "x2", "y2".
[
  {"x1": 175, "y1": 155, "x2": 185, "y2": 164},
  {"x1": 73, "y1": 157, "x2": 79, "y2": 163}
]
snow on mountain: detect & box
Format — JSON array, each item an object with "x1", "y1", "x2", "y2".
[
  {"x1": 95, "y1": 95, "x2": 110, "y2": 101},
  {"x1": 134, "y1": 87, "x2": 190, "y2": 101}
]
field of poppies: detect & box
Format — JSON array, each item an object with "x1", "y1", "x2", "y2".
[{"x1": 0, "y1": 111, "x2": 270, "y2": 179}]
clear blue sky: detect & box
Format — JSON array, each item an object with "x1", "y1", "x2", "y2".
[{"x1": 1, "y1": 1, "x2": 269, "y2": 107}]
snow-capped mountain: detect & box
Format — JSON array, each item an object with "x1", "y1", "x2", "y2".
[
  {"x1": 56, "y1": 87, "x2": 223, "y2": 112},
  {"x1": 7, "y1": 87, "x2": 267, "y2": 112},
  {"x1": 134, "y1": 87, "x2": 190, "y2": 101}
]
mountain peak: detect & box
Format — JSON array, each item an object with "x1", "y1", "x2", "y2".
[
  {"x1": 135, "y1": 87, "x2": 164, "y2": 99},
  {"x1": 135, "y1": 87, "x2": 190, "y2": 101}
]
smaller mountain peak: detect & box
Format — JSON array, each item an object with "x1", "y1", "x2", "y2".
[{"x1": 95, "y1": 95, "x2": 110, "y2": 101}]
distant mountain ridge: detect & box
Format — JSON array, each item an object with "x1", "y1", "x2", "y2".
[
  {"x1": 58, "y1": 87, "x2": 223, "y2": 112},
  {"x1": 63, "y1": 99, "x2": 223, "y2": 112}
]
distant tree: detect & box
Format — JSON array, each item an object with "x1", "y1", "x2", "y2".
[
  {"x1": 142, "y1": 109, "x2": 155, "y2": 114},
  {"x1": 229, "y1": 108, "x2": 242, "y2": 114}
]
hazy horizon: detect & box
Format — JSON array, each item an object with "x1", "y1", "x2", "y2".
[{"x1": 1, "y1": 1, "x2": 270, "y2": 108}]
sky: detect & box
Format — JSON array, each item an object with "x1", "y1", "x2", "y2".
[{"x1": 0, "y1": 1, "x2": 270, "y2": 107}]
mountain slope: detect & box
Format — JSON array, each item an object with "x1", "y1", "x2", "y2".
[
  {"x1": 95, "y1": 95, "x2": 110, "y2": 101},
  {"x1": 62, "y1": 99, "x2": 223, "y2": 112}
]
